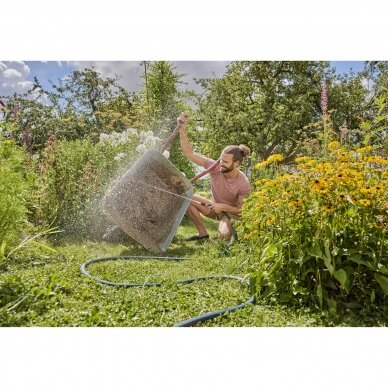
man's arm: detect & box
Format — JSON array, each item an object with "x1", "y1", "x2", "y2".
[
  {"x1": 209, "y1": 203, "x2": 243, "y2": 217},
  {"x1": 178, "y1": 113, "x2": 208, "y2": 168},
  {"x1": 209, "y1": 189, "x2": 250, "y2": 217}
]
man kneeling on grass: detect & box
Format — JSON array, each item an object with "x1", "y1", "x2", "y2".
[{"x1": 178, "y1": 113, "x2": 251, "y2": 241}]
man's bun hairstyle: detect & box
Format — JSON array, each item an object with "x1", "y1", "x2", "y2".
[
  {"x1": 238, "y1": 144, "x2": 251, "y2": 158},
  {"x1": 223, "y1": 144, "x2": 251, "y2": 162}
]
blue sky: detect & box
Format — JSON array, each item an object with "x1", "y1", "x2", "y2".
[{"x1": 1, "y1": 61, "x2": 366, "y2": 98}]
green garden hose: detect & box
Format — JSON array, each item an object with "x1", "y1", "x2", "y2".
[{"x1": 80, "y1": 255, "x2": 255, "y2": 327}]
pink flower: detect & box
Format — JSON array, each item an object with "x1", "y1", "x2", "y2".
[{"x1": 321, "y1": 80, "x2": 328, "y2": 116}]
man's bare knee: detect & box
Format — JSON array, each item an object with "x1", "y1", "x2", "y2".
[
  {"x1": 218, "y1": 218, "x2": 232, "y2": 240},
  {"x1": 219, "y1": 230, "x2": 231, "y2": 240}
]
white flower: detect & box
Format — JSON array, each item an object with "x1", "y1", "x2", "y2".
[
  {"x1": 162, "y1": 150, "x2": 170, "y2": 159},
  {"x1": 99, "y1": 128, "x2": 139, "y2": 147},
  {"x1": 136, "y1": 144, "x2": 148, "y2": 154},
  {"x1": 114, "y1": 152, "x2": 127, "y2": 161},
  {"x1": 141, "y1": 130, "x2": 154, "y2": 140},
  {"x1": 125, "y1": 128, "x2": 138, "y2": 137},
  {"x1": 144, "y1": 137, "x2": 158, "y2": 148},
  {"x1": 99, "y1": 133, "x2": 109, "y2": 143}
]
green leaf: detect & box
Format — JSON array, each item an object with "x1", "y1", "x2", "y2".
[
  {"x1": 371, "y1": 290, "x2": 375, "y2": 304},
  {"x1": 317, "y1": 283, "x2": 323, "y2": 308},
  {"x1": 30, "y1": 240, "x2": 59, "y2": 254},
  {"x1": 326, "y1": 298, "x2": 337, "y2": 317},
  {"x1": 307, "y1": 245, "x2": 334, "y2": 274},
  {"x1": 323, "y1": 256, "x2": 334, "y2": 275},
  {"x1": 0, "y1": 241, "x2": 6, "y2": 258},
  {"x1": 250, "y1": 272, "x2": 263, "y2": 295},
  {"x1": 348, "y1": 254, "x2": 374, "y2": 269},
  {"x1": 324, "y1": 240, "x2": 332, "y2": 261},
  {"x1": 307, "y1": 246, "x2": 324, "y2": 260},
  {"x1": 333, "y1": 269, "x2": 347, "y2": 291},
  {"x1": 341, "y1": 248, "x2": 359, "y2": 256},
  {"x1": 374, "y1": 274, "x2": 388, "y2": 297},
  {"x1": 377, "y1": 265, "x2": 388, "y2": 276}
]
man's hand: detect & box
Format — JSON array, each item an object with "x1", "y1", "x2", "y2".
[
  {"x1": 177, "y1": 112, "x2": 189, "y2": 129},
  {"x1": 209, "y1": 203, "x2": 225, "y2": 214}
]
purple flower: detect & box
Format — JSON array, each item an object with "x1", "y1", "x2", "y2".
[{"x1": 321, "y1": 80, "x2": 328, "y2": 116}]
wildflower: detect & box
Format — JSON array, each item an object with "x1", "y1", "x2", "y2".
[
  {"x1": 359, "y1": 188, "x2": 371, "y2": 196},
  {"x1": 295, "y1": 156, "x2": 312, "y2": 164},
  {"x1": 114, "y1": 153, "x2": 126, "y2": 161},
  {"x1": 125, "y1": 128, "x2": 138, "y2": 137},
  {"x1": 324, "y1": 205, "x2": 335, "y2": 213},
  {"x1": 321, "y1": 80, "x2": 328, "y2": 116},
  {"x1": 327, "y1": 141, "x2": 340, "y2": 151},
  {"x1": 358, "y1": 199, "x2": 371, "y2": 206},
  {"x1": 266, "y1": 154, "x2": 284, "y2": 163},
  {"x1": 136, "y1": 144, "x2": 148, "y2": 154},
  {"x1": 358, "y1": 146, "x2": 373, "y2": 153},
  {"x1": 255, "y1": 161, "x2": 269, "y2": 169},
  {"x1": 367, "y1": 156, "x2": 388, "y2": 165},
  {"x1": 99, "y1": 133, "x2": 109, "y2": 143}
]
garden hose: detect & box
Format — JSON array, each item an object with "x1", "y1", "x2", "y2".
[{"x1": 80, "y1": 255, "x2": 255, "y2": 327}]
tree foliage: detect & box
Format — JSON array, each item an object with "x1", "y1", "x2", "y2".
[{"x1": 196, "y1": 61, "x2": 386, "y2": 162}]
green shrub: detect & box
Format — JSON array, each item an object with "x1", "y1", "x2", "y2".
[
  {"x1": 239, "y1": 142, "x2": 388, "y2": 317},
  {"x1": 32, "y1": 132, "x2": 138, "y2": 239},
  {"x1": 0, "y1": 136, "x2": 30, "y2": 249}
]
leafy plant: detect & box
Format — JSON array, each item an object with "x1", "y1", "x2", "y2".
[
  {"x1": 239, "y1": 134, "x2": 387, "y2": 317},
  {"x1": 0, "y1": 135, "x2": 30, "y2": 249}
]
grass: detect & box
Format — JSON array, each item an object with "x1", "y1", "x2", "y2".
[{"x1": 0, "y1": 217, "x2": 385, "y2": 327}]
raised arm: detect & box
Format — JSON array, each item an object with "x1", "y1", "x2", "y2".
[{"x1": 178, "y1": 113, "x2": 208, "y2": 168}]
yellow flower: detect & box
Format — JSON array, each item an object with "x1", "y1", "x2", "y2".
[
  {"x1": 266, "y1": 154, "x2": 284, "y2": 163},
  {"x1": 358, "y1": 199, "x2": 371, "y2": 206},
  {"x1": 323, "y1": 205, "x2": 335, "y2": 213},
  {"x1": 255, "y1": 161, "x2": 269, "y2": 169},
  {"x1": 316, "y1": 162, "x2": 334, "y2": 172},
  {"x1": 359, "y1": 188, "x2": 371, "y2": 195},
  {"x1": 367, "y1": 156, "x2": 388, "y2": 165},
  {"x1": 327, "y1": 141, "x2": 341, "y2": 151},
  {"x1": 295, "y1": 156, "x2": 312, "y2": 164},
  {"x1": 358, "y1": 146, "x2": 373, "y2": 153}
]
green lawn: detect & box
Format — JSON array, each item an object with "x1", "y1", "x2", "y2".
[{"x1": 0, "y1": 218, "x2": 384, "y2": 327}]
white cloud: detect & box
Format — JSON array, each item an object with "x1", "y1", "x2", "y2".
[
  {"x1": 70, "y1": 61, "x2": 229, "y2": 93},
  {"x1": 70, "y1": 61, "x2": 144, "y2": 92},
  {"x1": 17, "y1": 81, "x2": 34, "y2": 90},
  {"x1": 4, "y1": 68, "x2": 22, "y2": 79},
  {"x1": 0, "y1": 61, "x2": 32, "y2": 96}
]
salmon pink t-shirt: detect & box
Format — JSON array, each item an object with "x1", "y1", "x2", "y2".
[{"x1": 204, "y1": 158, "x2": 251, "y2": 208}]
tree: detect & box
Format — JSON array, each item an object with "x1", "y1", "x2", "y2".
[
  {"x1": 134, "y1": 61, "x2": 196, "y2": 178},
  {"x1": 196, "y1": 61, "x2": 332, "y2": 162},
  {"x1": 32, "y1": 67, "x2": 136, "y2": 142},
  {"x1": 196, "y1": 61, "x2": 387, "y2": 162}
]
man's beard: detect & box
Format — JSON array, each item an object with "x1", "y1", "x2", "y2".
[{"x1": 220, "y1": 166, "x2": 233, "y2": 173}]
